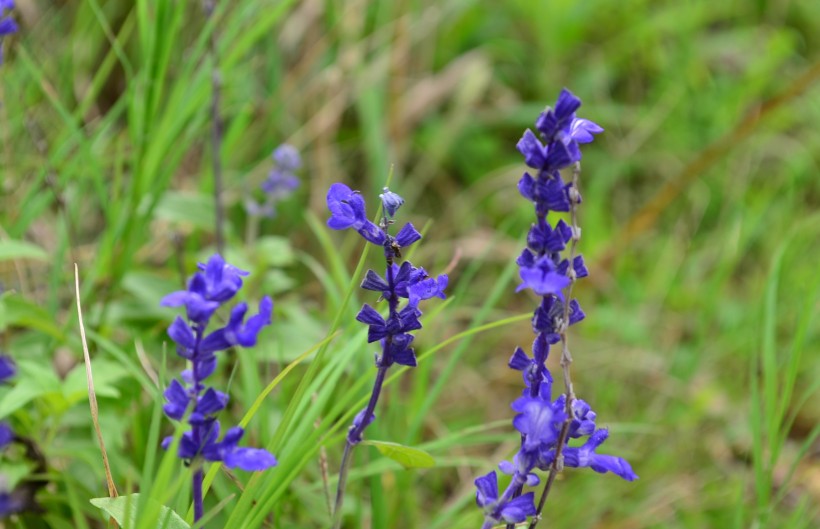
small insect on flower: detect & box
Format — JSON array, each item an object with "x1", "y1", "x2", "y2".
[{"x1": 390, "y1": 240, "x2": 402, "y2": 259}]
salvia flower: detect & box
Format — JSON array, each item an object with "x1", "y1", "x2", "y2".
[
  {"x1": 475, "y1": 90, "x2": 635, "y2": 529},
  {"x1": 475, "y1": 471, "x2": 536, "y2": 526},
  {"x1": 161, "y1": 254, "x2": 276, "y2": 523},
  {"x1": 326, "y1": 184, "x2": 448, "y2": 528},
  {"x1": 0, "y1": 0, "x2": 16, "y2": 65},
  {"x1": 246, "y1": 144, "x2": 301, "y2": 218}
]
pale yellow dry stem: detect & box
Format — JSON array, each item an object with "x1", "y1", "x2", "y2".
[
  {"x1": 135, "y1": 338, "x2": 159, "y2": 388},
  {"x1": 74, "y1": 263, "x2": 119, "y2": 520}
]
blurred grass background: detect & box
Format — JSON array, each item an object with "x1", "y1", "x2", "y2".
[{"x1": 1, "y1": 0, "x2": 820, "y2": 527}]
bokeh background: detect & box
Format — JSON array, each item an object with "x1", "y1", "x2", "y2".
[{"x1": 1, "y1": 0, "x2": 819, "y2": 527}]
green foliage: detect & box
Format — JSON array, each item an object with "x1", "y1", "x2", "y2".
[
  {"x1": 1, "y1": 0, "x2": 819, "y2": 527},
  {"x1": 90, "y1": 494, "x2": 190, "y2": 529},
  {"x1": 362, "y1": 441, "x2": 435, "y2": 469}
]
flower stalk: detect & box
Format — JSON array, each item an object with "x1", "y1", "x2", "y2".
[
  {"x1": 475, "y1": 89, "x2": 637, "y2": 529},
  {"x1": 325, "y1": 184, "x2": 447, "y2": 529},
  {"x1": 160, "y1": 254, "x2": 277, "y2": 525}
]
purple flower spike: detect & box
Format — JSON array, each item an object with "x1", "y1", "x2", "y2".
[
  {"x1": 476, "y1": 90, "x2": 635, "y2": 527},
  {"x1": 247, "y1": 144, "x2": 302, "y2": 218},
  {"x1": 160, "y1": 254, "x2": 277, "y2": 524},
  {"x1": 327, "y1": 183, "x2": 448, "y2": 522}
]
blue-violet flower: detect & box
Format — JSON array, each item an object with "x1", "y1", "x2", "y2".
[
  {"x1": 326, "y1": 184, "x2": 448, "y2": 527},
  {"x1": 475, "y1": 89, "x2": 635, "y2": 529},
  {"x1": 161, "y1": 254, "x2": 276, "y2": 523},
  {"x1": 246, "y1": 144, "x2": 301, "y2": 218}
]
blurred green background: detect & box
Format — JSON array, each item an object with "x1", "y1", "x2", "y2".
[{"x1": 1, "y1": 0, "x2": 819, "y2": 527}]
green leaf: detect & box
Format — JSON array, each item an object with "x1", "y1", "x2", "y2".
[
  {"x1": 62, "y1": 359, "x2": 131, "y2": 404},
  {"x1": 0, "y1": 359, "x2": 62, "y2": 419},
  {"x1": 254, "y1": 236, "x2": 296, "y2": 267},
  {"x1": 90, "y1": 494, "x2": 190, "y2": 529},
  {"x1": 0, "y1": 293, "x2": 66, "y2": 341},
  {"x1": 154, "y1": 191, "x2": 218, "y2": 231},
  {"x1": 0, "y1": 239, "x2": 48, "y2": 262},
  {"x1": 363, "y1": 441, "x2": 435, "y2": 469}
]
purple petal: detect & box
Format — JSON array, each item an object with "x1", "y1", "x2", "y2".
[
  {"x1": 532, "y1": 333, "x2": 549, "y2": 365},
  {"x1": 473, "y1": 471, "x2": 498, "y2": 507},
  {"x1": 356, "y1": 220, "x2": 387, "y2": 245},
  {"x1": 356, "y1": 304, "x2": 385, "y2": 327},
  {"x1": 395, "y1": 223, "x2": 422, "y2": 248},
  {"x1": 518, "y1": 173, "x2": 535, "y2": 201},
  {"x1": 196, "y1": 388, "x2": 229, "y2": 416},
  {"x1": 554, "y1": 88, "x2": 582, "y2": 122},
  {"x1": 590, "y1": 454, "x2": 638, "y2": 481},
  {"x1": 163, "y1": 379, "x2": 190, "y2": 420},
  {"x1": 517, "y1": 129, "x2": 547, "y2": 169},
  {"x1": 497, "y1": 460, "x2": 515, "y2": 475},
  {"x1": 508, "y1": 347, "x2": 531, "y2": 371},
  {"x1": 360, "y1": 269, "x2": 389, "y2": 292},
  {"x1": 224, "y1": 447, "x2": 278, "y2": 471},
  {"x1": 379, "y1": 188, "x2": 405, "y2": 217},
  {"x1": 499, "y1": 492, "x2": 536, "y2": 523},
  {"x1": 569, "y1": 118, "x2": 603, "y2": 144},
  {"x1": 167, "y1": 316, "x2": 196, "y2": 350}
]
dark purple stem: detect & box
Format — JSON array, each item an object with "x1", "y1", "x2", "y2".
[
  {"x1": 191, "y1": 325, "x2": 206, "y2": 525},
  {"x1": 331, "y1": 247, "x2": 398, "y2": 529},
  {"x1": 193, "y1": 468, "x2": 204, "y2": 523}
]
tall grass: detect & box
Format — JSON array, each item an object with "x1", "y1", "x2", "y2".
[{"x1": 1, "y1": 0, "x2": 819, "y2": 527}]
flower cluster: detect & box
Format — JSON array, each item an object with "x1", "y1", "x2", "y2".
[
  {"x1": 160, "y1": 254, "x2": 276, "y2": 521},
  {"x1": 0, "y1": 0, "x2": 16, "y2": 65},
  {"x1": 475, "y1": 90, "x2": 635, "y2": 529},
  {"x1": 246, "y1": 144, "x2": 301, "y2": 218},
  {"x1": 327, "y1": 184, "x2": 447, "y2": 444}
]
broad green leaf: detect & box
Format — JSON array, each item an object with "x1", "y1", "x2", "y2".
[
  {"x1": 154, "y1": 191, "x2": 218, "y2": 231},
  {"x1": 0, "y1": 380, "x2": 51, "y2": 419},
  {"x1": 0, "y1": 239, "x2": 48, "y2": 262},
  {"x1": 0, "y1": 359, "x2": 62, "y2": 419},
  {"x1": 90, "y1": 494, "x2": 190, "y2": 529},
  {"x1": 0, "y1": 294, "x2": 66, "y2": 341},
  {"x1": 254, "y1": 236, "x2": 296, "y2": 267},
  {"x1": 363, "y1": 441, "x2": 435, "y2": 469},
  {"x1": 62, "y1": 359, "x2": 131, "y2": 404}
]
